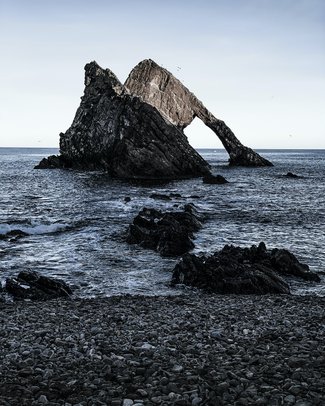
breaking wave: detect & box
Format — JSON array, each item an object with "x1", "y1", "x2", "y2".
[{"x1": 0, "y1": 222, "x2": 69, "y2": 236}]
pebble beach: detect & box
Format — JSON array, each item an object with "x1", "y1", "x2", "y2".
[{"x1": 1, "y1": 293, "x2": 324, "y2": 406}]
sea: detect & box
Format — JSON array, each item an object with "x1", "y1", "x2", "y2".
[{"x1": 0, "y1": 148, "x2": 324, "y2": 298}]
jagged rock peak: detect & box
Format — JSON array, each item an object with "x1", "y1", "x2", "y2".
[
  {"x1": 36, "y1": 60, "x2": 209, "y2": 179},
  {"x1": 84, "y1": 60, "x2": 123, "y2": 94}
]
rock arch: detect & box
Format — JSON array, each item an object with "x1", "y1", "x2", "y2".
[
  {"x1": 125, "y1": 59, "x2": 272, "y2": 167},
  {"x1": 35, "y1": 59, "x2": 272, "y2": 177}
]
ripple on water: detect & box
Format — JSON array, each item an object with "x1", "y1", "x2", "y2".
[{"x1": 0, "y1": 148, "x2": 324, "y2": 297}]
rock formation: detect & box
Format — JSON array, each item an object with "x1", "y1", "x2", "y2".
[
  {"x1": 35, "y1": 59, "x2": 272, "y2": 177},
  {"x1": 171, "y1": 242, "x2": 320, "y2": 294},
  {"x1": 125, "y1": 59, "x2": 272, "y2": 167},
  {"x1": 35, "y1": 62, "x2": 210, "y2": 179},
  {"x1": 127, "y1": 204, "x2": 202, "y2": 257},
  {"x1": 5, "y1": 270, "x2": 73, "y2": 300}
]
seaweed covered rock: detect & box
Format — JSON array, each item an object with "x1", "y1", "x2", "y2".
[
  {"x1": 127, "y1": 204, "x2": 202, "y2": 257},
  {"x1": 5, "y1": 270, "x2": 73, "y2": 300},
  {"x1": 171, "y1": 242, "x2": 320, "y2": 294}
]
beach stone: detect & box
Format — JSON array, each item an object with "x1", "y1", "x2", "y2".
[
  {"x1": 0, "y1": 293, "x2": 324, "y2": 405},
  {"x1": 284, "y1": 395, "x2": 296, "y2": 403},
  {"x1": 136, "y1": 389, "x2": 148, "y2": 397},
  {"x1": 38, "y1": 395, "x2": 49, "y2": 404},
  {"x1": 288, "y1": 385, "x2": 301, "y2": 395},
  {"x1": 285, "y1": 172, "x2": 300, "y2": 178},
  {"x1": 191, "y1": 397, "x2": 203, "y2": 405}
]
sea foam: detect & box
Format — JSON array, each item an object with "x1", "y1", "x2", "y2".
[{"x1": 0, "y1": 222, "x2": 69, "y2": 236}]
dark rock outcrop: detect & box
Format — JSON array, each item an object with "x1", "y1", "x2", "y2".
[
  {"x1": 171, "y1": 242, "x2": 320, "y2": 294},
  {"x1": 35, "y1": 62, "x2": 210, "y2": 179},
  {"x1": 284, "y1": 172, "x2": 301, "y2": 178},
  {"x1": 203, "y1": 174, "x2": 228, "y2": 184},
  {"x1": 127, "y1": 204, "x2": 202, "y2": 257},
  {"x1": 5, "y1": 270, "x2": 73, "y2": 300},
  {"x1": 0, "y1": 229, "x2": 28, "y2": 241},
  {"x1": 149, "y1": 193, "x2": 182, "y2": 200},
  {"x1": 34, "y1": 155, "x2": 71, "y2": 169},
  {"x1": 36, "y1": 59, "x2": 272, "y2": 177},
  {"x1": 125, "y1": 59, "x2": 273, "y2": 167}
]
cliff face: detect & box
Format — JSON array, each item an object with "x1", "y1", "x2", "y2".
[
  {"x1": 39, "y1": 61, "x2": 209, "y2": 178},
  {"x1": 125, "y1": 59, "x2": 272, "y2": 167},
  {"x1": 35, "y1": 59, "x2": 272, "y2": 177}
]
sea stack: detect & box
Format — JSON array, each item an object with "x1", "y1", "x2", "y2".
[
  {"x1": 35, "y1": 59, "x2": 272, "y2": 177},
  {"x1": 125, "y1": 59, "x2": 272, "y2": 167}
]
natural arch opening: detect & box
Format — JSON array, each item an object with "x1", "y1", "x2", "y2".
[{"x1": 184, "y1": 117, "x2": 224, "y2": 150}]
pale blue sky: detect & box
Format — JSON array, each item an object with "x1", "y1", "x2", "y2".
[{"x1": 0, "y1": 0, "x2": 324, "y2": 148}]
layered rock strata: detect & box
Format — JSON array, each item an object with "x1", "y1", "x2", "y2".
[
  {"x1": 36, "y1": 59, "x2": 272, "y2": 177},
  {"x1": 36, "y1": 62, "x2": 209, "y2": 179},
  {"x1": 125, "y1": 59, "x2": 272, "y2": 167}
]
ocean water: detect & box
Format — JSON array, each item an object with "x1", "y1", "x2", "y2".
[{"x1": 0, "y1": 147, "x2": 324, "y2": 297}]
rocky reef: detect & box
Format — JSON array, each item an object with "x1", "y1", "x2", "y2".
[
  {"x1": 171, "y1": 242, "x2": 320, "y2": 294},
  {"x1": 127, "y1": 204, "x2": 202, "y2": 257},
  {"x1": 35, "y1": 59, "x2": 272, "y2": 178}
]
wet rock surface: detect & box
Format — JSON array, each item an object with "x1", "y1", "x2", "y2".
[
  {"x1": 171, "y1": 242, "x2": 320, "y2": 294},
  {"x1": 126, "y1": 204, "x2": 202, "y2": 257},
  {"x1": 202, "y1": 174, "x2": 229, "y2": 184},
  {"x1": 284, "y1": 172, "x2": 301, "y2": 179},
  {"x1": 0, "y1": 294, "x2": 324, "y2": 405},
  {"x1": 5, "y1": 270, "x2": 73, "y2": 300}
]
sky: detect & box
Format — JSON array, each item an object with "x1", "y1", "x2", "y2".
[{"x1": 0, "y1": 0, "x2": 324, "y2": 149}]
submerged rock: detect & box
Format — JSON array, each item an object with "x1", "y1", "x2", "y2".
[
  {"x1": 284, "y1": 172, "x2": 301, "y2": 178},
  {"x1": 0, "y1": 229, "x2": 29, "y2": 241},
  {"x1": 127, "y1": 204, "x2": 202, "y2": 257},
  {"x1": 36, "y1": 59, "x2": 272, "y2": 178},
  {"x1": 5, "y1": 270, "x2": 73, "y2": 300},
  {"x1": 171, "y1": 242, "x2": 320, "y2": 294},
  {"x1": 203, "y1": 174, "x2": 228, "y2": 184}
]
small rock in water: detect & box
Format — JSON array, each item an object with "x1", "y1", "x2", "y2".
[
  {"x1": 126, "y1": 204, "x2": 203, "y2": 257},
  {"x1": 285, "y1": 172, "x2": 300, "y2": 178},
  {"x1": 203, "y1": 173, "x2": 228, "y2": 184}
]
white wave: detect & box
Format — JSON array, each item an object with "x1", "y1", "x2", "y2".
[{"x1": 0, "y1": 222, "x2": 69, "y2": 236}]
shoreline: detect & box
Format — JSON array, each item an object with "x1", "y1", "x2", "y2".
[{"x1": 1, "y1": 293, "x2": 324, "y2": 405}]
